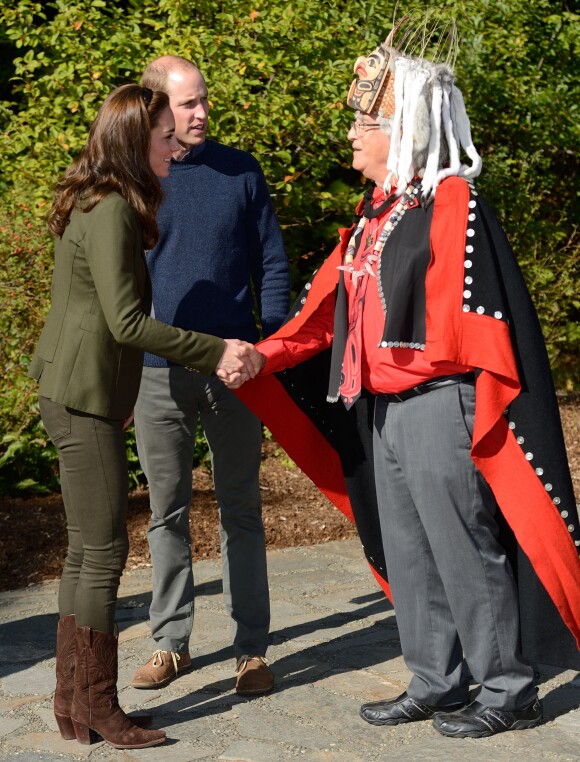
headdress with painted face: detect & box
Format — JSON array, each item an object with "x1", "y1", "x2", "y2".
[
  {"x1": 347, "y1": 24, "x2": 399, "y2": 119},
  {"x1": 347, "y1": 13, "x2": 482, "y2": 200}
]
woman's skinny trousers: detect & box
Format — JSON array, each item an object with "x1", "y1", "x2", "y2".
[{"x1": 40, "y1": 396, "x2": 129, "y2": 634}]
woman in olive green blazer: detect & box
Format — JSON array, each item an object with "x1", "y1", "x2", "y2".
[
  {"x1": 28, "y1": 85, "x2": 262, "y2": 751},
  {"x1": 29, "y1": 190, "x2": 224, "y2": 418}
]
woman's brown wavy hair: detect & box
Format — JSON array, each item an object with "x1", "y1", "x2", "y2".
[{"x1": 48, "y1": 84, "x2": 169, "y2": 249}]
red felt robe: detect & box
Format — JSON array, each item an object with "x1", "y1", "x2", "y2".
[{"x1": 238, "y1": 177, "x2": 580, "y2": 667}]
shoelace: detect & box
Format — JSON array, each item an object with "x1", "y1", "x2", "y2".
[
  {"x1": 235, "y1": 655, "x2": 269, "y2": 674},
  {"x1": 151, "y1": 649, "x2": 181, "y2": 674}
]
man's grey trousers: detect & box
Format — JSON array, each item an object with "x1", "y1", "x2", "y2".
[
  {"x1": 134, "y1": 366, "x2": 270, "y2": 658},
  {"x1": 373, "y1": 380, "x2": 536, "y2": 710}
]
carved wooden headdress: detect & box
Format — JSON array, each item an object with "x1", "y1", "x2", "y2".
[{"x1": 347, "y1": 12, "x2": 482, "y2": 199}]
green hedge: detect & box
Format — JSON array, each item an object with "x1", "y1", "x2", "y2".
[{"x1": 0, "y1": 0, "x2": 578, "y2": 495}]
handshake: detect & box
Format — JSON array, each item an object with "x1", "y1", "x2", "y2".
[{"x1": 215, "y1": 338, "x2": 266, "y2": 389}]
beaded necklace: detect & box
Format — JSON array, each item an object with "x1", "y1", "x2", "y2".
[{"x1": 338, "y1": 181, "x2": 421, "y2": 286}]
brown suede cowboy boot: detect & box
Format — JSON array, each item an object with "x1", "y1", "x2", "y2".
[
  {"x1": 54, "y1": 615, "x2": 76, "y2": 739},
  {"x1": 71, "y1": 626, "x2": 166, "y2": 749}
]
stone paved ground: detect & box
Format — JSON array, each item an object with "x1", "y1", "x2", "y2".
[{"x1": 0, "y1": 539, "x2": 579, "y2": 761}]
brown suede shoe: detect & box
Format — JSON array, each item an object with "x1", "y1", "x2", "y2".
[
  {"x1": 131, "y1": 650, "x2": 191, "y2": 689},
  {"x1": 235, "y1": 655, "x2": 274, "y2": 696}
]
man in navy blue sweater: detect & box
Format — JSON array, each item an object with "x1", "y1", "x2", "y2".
[{"x1": 131, "y1": 56, "x2": 290, "y2": 695}]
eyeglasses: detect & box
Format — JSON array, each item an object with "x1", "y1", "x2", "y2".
[
  {"x1": 350, "y1": 120, "x2": 381, "y2": 137},
  {"x1": 141, "y1": 87, "x2": 153, "y2": 107}
]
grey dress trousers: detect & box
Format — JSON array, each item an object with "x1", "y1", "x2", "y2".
[{"x1": 373, "y1": 379, "x2": 536, "y2": 710}]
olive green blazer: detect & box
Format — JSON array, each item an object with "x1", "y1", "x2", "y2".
[{"x1": 28, "y1": 193, "x2": 224, "y2": 419}]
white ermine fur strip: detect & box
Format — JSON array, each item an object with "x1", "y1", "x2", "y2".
[
  {"x1": 421, "y1": 72, "x2": 444, "y2": 201},
  {"x1": 451, "y1": 85, "x2": 482, "y2": 178},
  {"x1": 434, "y1": 76, "x2": 460, "y2": 188},
  {"x1": 386, "y1": 56, "x2": 407, "y2": 194}
]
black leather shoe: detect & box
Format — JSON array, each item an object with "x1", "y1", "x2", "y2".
[
  {"x1": 360, "y1": 691, "x2": 465, "y2": 726},
  {"x1": 433, "y1": 697, "x2": 542, "y2": 738}
]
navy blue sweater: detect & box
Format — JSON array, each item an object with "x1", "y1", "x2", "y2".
[{"x1": 144, "y1": 140, "x2": 290, "y2": 367}]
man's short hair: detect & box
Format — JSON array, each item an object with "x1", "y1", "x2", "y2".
[{"x1": 141, "y1": 56, "x2": 199, "y2": 92}]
